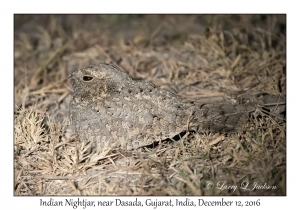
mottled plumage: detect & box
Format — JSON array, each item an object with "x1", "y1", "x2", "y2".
[{"x1": 68, "y1": 63, "x2": 284, "y2": 151}]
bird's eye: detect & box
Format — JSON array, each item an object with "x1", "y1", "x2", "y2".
[{"x1": 82, "y1": 75, "x2": 93, "y2": 81}]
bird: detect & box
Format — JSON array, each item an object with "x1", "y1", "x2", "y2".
[{"x1": 67, "y1": 63, "x2": 283, "y2": 151}]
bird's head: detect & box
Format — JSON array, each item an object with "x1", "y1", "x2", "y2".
[{"x1": 69, "y1": 63, "x2": 130, "y2": 102}]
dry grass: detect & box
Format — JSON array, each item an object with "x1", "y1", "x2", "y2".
[{"x1": 14, "y1": 15, "x2": 286, "y2": 196}]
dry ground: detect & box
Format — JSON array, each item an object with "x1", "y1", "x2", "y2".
[{"x1": 14, "y1": 15, "x2": 286, "y2": 196}]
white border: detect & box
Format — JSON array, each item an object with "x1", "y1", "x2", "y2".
[{"x1": 3, "y1": 1, "x2": 297, "y2": 209}]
